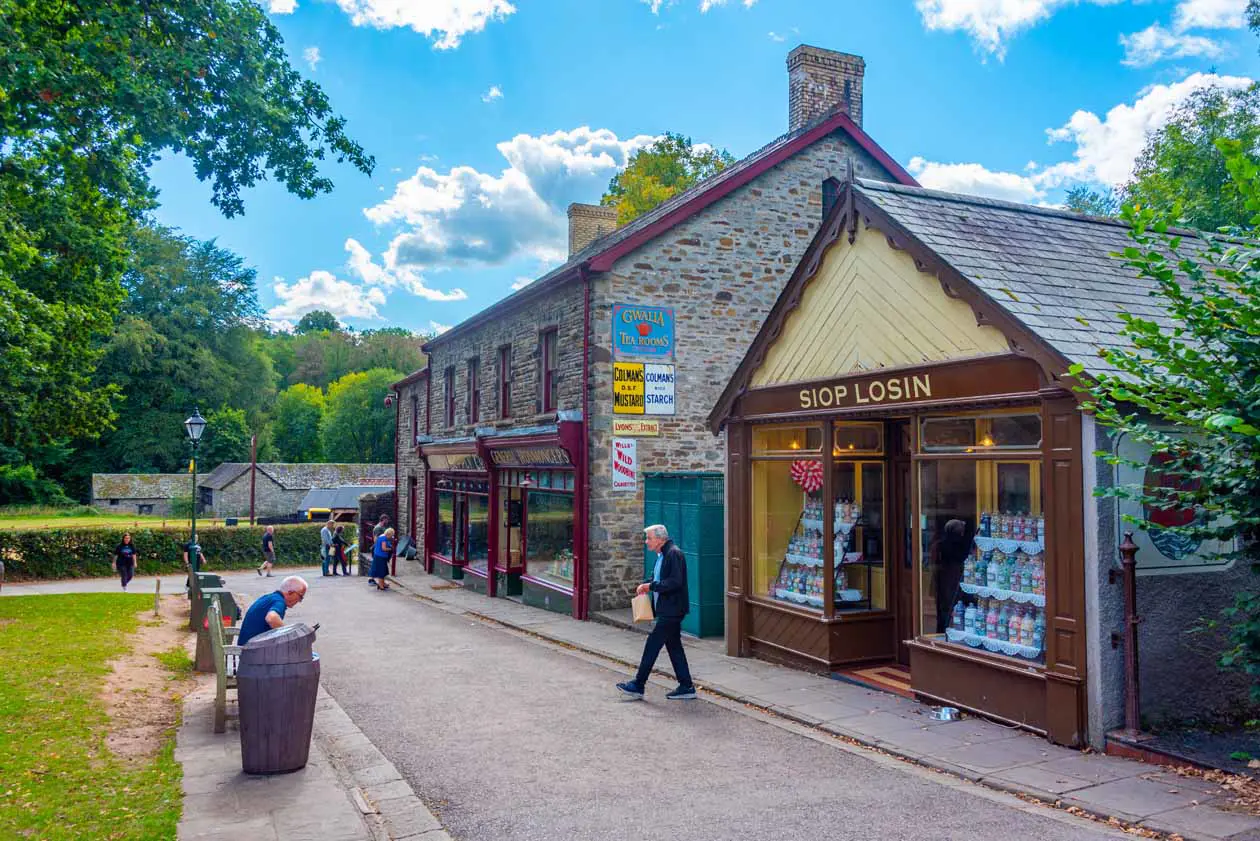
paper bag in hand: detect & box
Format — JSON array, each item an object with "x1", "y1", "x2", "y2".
[{"x1": 631, "y1": 592, "x2": 654, "y2": 623}]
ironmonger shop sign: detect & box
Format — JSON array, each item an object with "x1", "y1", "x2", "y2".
[
  {"x1": 489, "y1": 447, "x2": 572, "y2": 468},
  {"x1": 738, "y1": 357, "x2": 1042, "y2": 417}
]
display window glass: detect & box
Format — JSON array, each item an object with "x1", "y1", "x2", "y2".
[
  {"x1": 433, "y1": 479, "x2": 489, "y2": 571},
  {"x1": 525, "y1": 490, "x2": 575, "y2": 589},
  {"x1": 466, "y1": 494, "x2": 490, "y2": 574},
  {"x1": 834, "y1": 423, "x2": 883, "y2": 455},
  {"x1": 753, "y1": 424, "x2": 822, "y2": 454},
  {"x1": 497, "y1": 486, "x2": 524, "y2": 571},
  {"x1": 921, "y1": 413, "x2": 1041, "y2": 453},
  {"x1": 752, "y1": 459, "x2": 822, "y2": 610},
  {"x1": 832, "y1": 459, "x2": 886, "y2": 612},
  {"x1": 919, "y1": 458, "x2": 1046, "y2": 664},
  {"x1": 436, "y1": 491, "x2": 455, "y2": 558}
]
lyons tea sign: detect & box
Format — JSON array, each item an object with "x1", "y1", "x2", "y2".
[{"x1": 613, "y1": 304, "x2": 674, "y2": 359}]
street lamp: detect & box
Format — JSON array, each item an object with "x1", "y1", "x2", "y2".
[{"x1": 185, "y1": 408, "x2": 206, "y2": 572}]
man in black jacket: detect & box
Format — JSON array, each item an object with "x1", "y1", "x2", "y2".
[{"x1": 617, "y1": 524, "x2": 697, "y2": 701}]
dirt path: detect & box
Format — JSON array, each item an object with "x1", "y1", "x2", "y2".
[{"x1": 100, "y1": 595, "x2": 197, "y2": 762}]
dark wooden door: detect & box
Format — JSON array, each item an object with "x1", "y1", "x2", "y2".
[{"x1": 889, "y1": 422, "x2": 915, "y2": 665}]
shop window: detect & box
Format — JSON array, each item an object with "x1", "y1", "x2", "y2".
[
  {"x1": 752, "y1": 459, "x2": 822, "y2": 610},
  {"x1": 436, "y1": 490, "x2": 455, "y2": 558},
  {"x1": 497, "y1": 345, "x2": 512, "y2": 419},
  {"x1": 467, "y1": 358, "x2": 480, "y2": 424},
  {"x1": 752, "y1": 424, "x2": 822, "y2": 454},
  {"x1": 434, "y1": 481, "x2": 490, "y2": 572},
  {"x1": 832, "y1": 458, "x2": 886, "y2": 612},
  {"x1": 919, "y1": 458, "x2": 1045, "y2": 664},
  {"x1": 445, "y1": 367, "x2": 456, "y2": 427},
  {"x1": 525, "y1": 488, "x2": 575, "y2": 589},
  {"x1": 540, "y1": 329, "x2": 558, "y2": 413},
  {"x1": 921, "y1": 412, "x2": 1041, "y2": 453},
  {"x1": 832, "y1": 422, "x2": 883, "y2": 455}
]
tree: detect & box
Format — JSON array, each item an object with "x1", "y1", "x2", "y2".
[
  {"x1": 1121, "y1": 85, "x2": 1260, "y2": 231},
  {"x1": 322, "y1": 369, "x2": 403, "y2": 463},
  {"x1": 1073, "y1": 144, "x2": 1260, "y2": 697},
  {"x1": 1064, "y1": 186, "x2": 1119, "y2": 217},
  {"x1": 272, "y1": 384, "x2": 325, "y2": 463},
  {"x1": 0, "y1": 0, "x2": 372, "y2": 496},
  {"x1": 199, "y1": 407, "x2": 253, "y2": 470},
  {"x1": 601, "y1": 132, "x2": 735, "y2": 224},
  {"x1": 295, "y1": 310, "x2": 342, "y2": 334}
]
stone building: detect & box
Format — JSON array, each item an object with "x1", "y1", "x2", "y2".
[
  {"x1": 91, "y1": 474, "x2": 190, "y2": 516},
  {"x1": 392, "y1": 44, "x2": 916, "y2": 619},
  {"x1": 198, "y1": 463, "x2": 394, "y2": 519}
]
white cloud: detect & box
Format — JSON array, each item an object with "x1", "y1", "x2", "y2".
[
  {"x1": 332, "y1": 0, "x2": 516, "y2": 49},
  {"x1": 267, "y1": 271, "x2": 387, "y2": 324},
  {"x1": 511, "y1": 276, "x2": 535, "y2": 290},
  {"x1": 1120, "y1": 24, "x2": 1226, "y2": 66},
  {"x1": 700, "y1": 0, "x2": 758, "y2": 10},
  {"x1": 768, "y1": 31, "x2": 786, "y2": 42},
  {"x1": 344, "y1": 239, "x2": 468, "y2": 301},
  {"x1": 1040, "y1": 71, "x2": 1253, "y2": 185},
  {"x1": 908, "y1": 156, "x2": 1046, "y2": 202},
  {"x1": 915, "y1": 0, "x2": 1121, "y2": 59},
  {"x1": 268, "y1": 0, "x2": 298, "y2": 13},
  {"x1": 366, "y1": 127, "x2": 657, "y2": 274},
  {"x1": 429, "y1": 321, "x2": 453, "y2": 335},
  {"x1": 907, "y1": 71, "x2": 1254, "y2": 206},
  {"x1": 1173, "y1": 0, "x2": 1248, "y2": 31},
  {"x1": 481, "y1": 85, "x2": 504, "y2": 103},
  {"x1": 641, "y1": 0, "x2": 667, "y2": 11},
  {"x1": 303, "y1": 46, "x2": 322, "y2": 70}
]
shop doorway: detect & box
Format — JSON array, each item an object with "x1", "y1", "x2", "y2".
[{"x1": 889, "y1": 420, "x2": 915, "y2": 666}]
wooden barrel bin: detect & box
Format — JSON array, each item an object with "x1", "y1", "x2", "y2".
[{"x1": 237, "y1": 623, "x2": 321, "y2": 774}]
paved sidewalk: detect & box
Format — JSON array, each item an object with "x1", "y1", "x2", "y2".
[
  {"x1": 176, "y1": 680, "x2": 448, "y2": 841},
  {"x1": 0, "y1": 567, "x2": 323, "y2": 597},
  {"x1": 388, "y1": 573, "x2": 1260, "y2": 841}
]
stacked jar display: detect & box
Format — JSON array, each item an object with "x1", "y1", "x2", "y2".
[
  {"x1": 946, "y1": 510, "x2": 1046, "y2": 661},
  {"x1": 774, "y1": 495, "x2": 862, "y2": 608}
]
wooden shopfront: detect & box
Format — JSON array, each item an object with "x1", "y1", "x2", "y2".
[{"x1": 708, "y1": 180, "x2": 1092, "y2": 746}]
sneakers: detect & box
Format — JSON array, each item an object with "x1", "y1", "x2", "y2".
[
  {"x1": 616, "y1": 681, "x2": 645, "y2": 700},
  {"x1": 256, "y1": 567, "x2": 263, "y2": 576},
  {"x1": 666, "y1": 686, "x2": 698, "y2": 701}
]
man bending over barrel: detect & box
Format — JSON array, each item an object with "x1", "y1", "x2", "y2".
[{"x1": 238, "y1": 576, "x2": 308, "y2": 646}]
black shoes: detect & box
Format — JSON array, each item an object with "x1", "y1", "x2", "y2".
[
  {"x1": 616, "y1": 681, "x2": 645, "y2": 699},
  {"x1": 666, "y1": 686, "x2": 698, "y2": 701}
]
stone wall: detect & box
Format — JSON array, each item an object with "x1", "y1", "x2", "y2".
[
  {"x1": 1086, "y1": 418, "x2": 1258, "y2": 745},
  {"x1": 585, "y1": 132, "x2": 896, "y2": 610},
  {"x1": 395, "y1": 375, "x2": 428, "y2": 575},
  {"x1": 208, "y1": 473, "x2": 304, "y2": 519}
]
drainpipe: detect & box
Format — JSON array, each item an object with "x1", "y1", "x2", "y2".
[
  {"x1": 390, "y1": 390, "x2": 399, "y2": 577},
  {"x1": 1113, "y1": 532, "x2": 1142, "y2": 737},
  {"x1": 579, "y1": 265, "x2": 592, "y2": 620}
]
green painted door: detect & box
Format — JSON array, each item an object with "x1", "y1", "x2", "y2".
[{"x1": 643, "y1": 472, "x2": 725, "y2": 638}]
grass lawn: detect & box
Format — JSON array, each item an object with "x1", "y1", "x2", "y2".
[
  {"x1": 0, "y1": 514, "x2": 174, "y2": 531},
  {"x1": 0, "y1": 595, "x2": 183, "y2": 839}
]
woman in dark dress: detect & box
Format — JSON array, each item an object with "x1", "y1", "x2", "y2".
[
  {"x1": 113, "y1": 533, "x2": 138, "y2": 591},
  {"x1": 934, "y1": 518, "x2": 971, "y2": 634},
  {"x1": 332, "y1": 525, "x2": 350, "y2": 576},
  {"x1": 370, "y1": 528, "x2": 394, "y2": 590}
]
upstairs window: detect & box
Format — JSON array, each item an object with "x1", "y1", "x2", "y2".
[
  {"x1": 822, "y1": 177, "x2": 841, "y2": 220},
  {"x1": 540, "y1": 329, "x2": 559, "y2": 413},
  {"x1": 467, "y1": 358, "x2": 480, "y2": 424},
  {"x1": 443, "y1": 367, "x2": 455, "y2": 428},
  {"x1": 410, "y1": 394, "x2": 419, "y2": 441},
  {"x1": 498, "y1": 345, "x2": 512, "y2": 420}
]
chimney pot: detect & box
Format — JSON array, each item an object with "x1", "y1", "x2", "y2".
[
  {"x1": 567, "y1": 203, "x2": 619, "y2": 257},
  {"x1": 787, "y1": 45, "x2": 865, "y2": 132}
]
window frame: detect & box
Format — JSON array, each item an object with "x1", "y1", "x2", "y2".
[
  {"x1": 540, "y1": 328, "x2": 559, "y2": 413},
  {"x1": 467, "y1": 358, "x2": 480, "y2": 424},
  {"x1": 410, "y1": 393, "x2": 419, "y2": 442},
  {"x1": 443, "y1": 366, "x2": 455, "y2": 428},
  {"x1": 497, "y1": 344, "x2": 512, "y2": 420}
]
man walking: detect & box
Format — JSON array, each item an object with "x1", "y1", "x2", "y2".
[
  {"x1": 320, "y1": 517, "x2": 335, "y2": 577},
  {"x1": 238, "y1": 576, "x2": 308, "y2": 646},
  {"x1": 258, "y1": 525, "x2": 276, "y2": 577},
  {"x1": 617, "y1": 524, "x2": 697, "y2": 701}
]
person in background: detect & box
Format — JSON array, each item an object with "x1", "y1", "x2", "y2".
[
  {"x1": 182, "y1": 541, "x2": 207, "y2": 594},
  {"x1": 617, "y1": 524, "x2": 697, "y2": 701},
  {"x1": 370, "y1": 527, "x2": 394, "y2": 591},
  {"x1": 332, "y1": 525, "x2": 350, "y2": 576},
  {"x1": 113, "y1": 532, "x2": 138, "y2": 591},
  {"x1": 237, "y1": 576, "x2": 308, "y2": 646},
  {"x1": 934, "y1": 518, "x2": 972, "y2": 634},
  {"x1": 258, "y1": 525, "x2": 276, "y2": 577},
  {"x1": 372, "y1": 514, "x2": 390, "y2": 541},
  {"x1": 320, "y1": 517, "x2": 335, "y2": 577}
]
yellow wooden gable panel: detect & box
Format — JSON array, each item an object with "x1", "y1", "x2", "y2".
[{"x1": 750, "y1": 225, "x2": 1010, "y2": 388}]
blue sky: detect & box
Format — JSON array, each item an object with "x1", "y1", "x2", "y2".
[{"x1": 148, "y1": 0, "x2": 1260, "y2": 335}]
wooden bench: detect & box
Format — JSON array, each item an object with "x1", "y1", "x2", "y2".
[{"x1": 207, "y1": 597, "x2": 241, "y2": 734}]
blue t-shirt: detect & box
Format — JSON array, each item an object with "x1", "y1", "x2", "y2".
[
  {"x1": 374, "y1": 535, "x2": 393, "y2": 558},
  {"x1": 262, "y1": 533, "x2": 274, "y2": 553},
  {"x1": 238, "y1": 591, "x2": 287, "y2": 646}
]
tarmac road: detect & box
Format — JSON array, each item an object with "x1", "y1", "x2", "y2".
[{"x1": 229, "y1": 572, "x2": 1124, "y2": 841}]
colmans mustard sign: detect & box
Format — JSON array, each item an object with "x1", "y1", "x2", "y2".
[{"x1": 613, "y1": 303, "x2": 674, "y2": 359}]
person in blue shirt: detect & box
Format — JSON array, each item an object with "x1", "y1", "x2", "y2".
[
  {"x1": 370, "y1": 528, "x2": 394, "y2": 591},
  {"x1": 617, "y1": 524, "x2": 696, "y2": 701},
  {"x1": 238, "y1": 576, "x2": 308, "y2": 646},
  {"x1": 257, "y1": 526, "x2": 276, "y2": 577}
]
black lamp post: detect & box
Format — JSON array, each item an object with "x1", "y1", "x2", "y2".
[{"x1": 185, "y1": 408, "x2": 207, "y2": 572}]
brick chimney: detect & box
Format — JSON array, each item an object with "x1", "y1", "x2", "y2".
[
  {"x1": 567, "y1": 203, "x2": 618, "y2": 257},
  {"x1": 788, "y1": 45, "x2": 865, "y2": 132}
]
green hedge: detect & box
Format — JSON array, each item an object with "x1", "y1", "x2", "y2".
[{"x1": 0, "y1": 524, "x2": 326, "y2": 580}]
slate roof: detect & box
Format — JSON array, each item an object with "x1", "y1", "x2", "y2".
[
  {"x1": 201, "y1": 463, "x2": 394, "y2": 491},
  {"x1": 855, "y1": 179, "x2": 1220, "y2": 374},
  {"x1": 424, "y1": 106, "x2": 916, "y2": 351},
  {"x1": 298, "y1": 485, "x2": 394, "y2": 512},
  {"x1": 92, "y1": 474, "x2": 191, "y2": 500}
]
